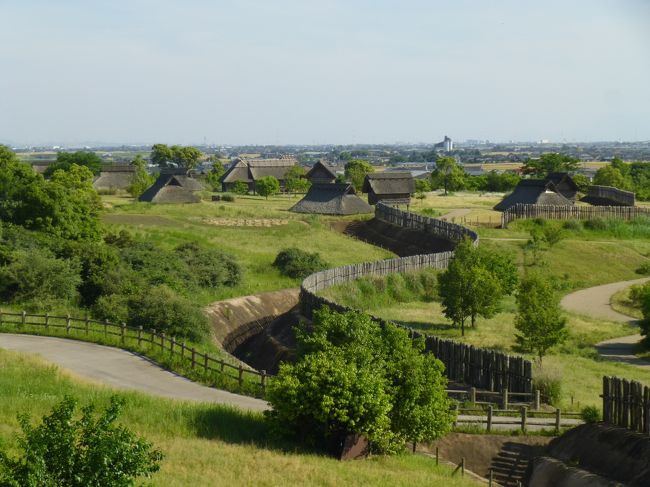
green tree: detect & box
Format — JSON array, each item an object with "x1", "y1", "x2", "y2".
[
  {"x1": 0, "y1": 396, "x2": 163, "y2": 486},
  {"x1": 44, "y1": 151, "x2": 104, "y2": 177},
  {"x1": 430, "y1": 157, "x2": 465, "y2": 195},
  {"x1": 593, "y1": 164, "x2": 630, "y2": 189},
  {"x1": 150, "y1": 143, "x2": 173, "y2": 167},
  {"x1": 266, "y1": 308, "x2": 452, "y2": 453},
  {"x1": 414, "y1": 179, "x2": 431, "y2": 192},
  {"x1": 284, "y1": 165, "x2": 310, "y2": 194},
  {"x1": 232, "y1": 181, "x2": 249, "y2": 195},
  {"x1": 437, "y1": 239, "x2": 503, "y2": 335},
  {"x1": 514, "y1": 273, "x2": 567, "y2": 361},
  {"x1": 127, "y1": 155, "x2": 154, "y2": 197},
  {"x1": 344, "y1": 159, "x2": 374, "y2": 191},
  {"x1": 273, "y1": 247, "x2": 328, "y2": 279},
  {"x1": 170, "y1": 145, "x2": 203, "y2": 171},
  {"x1": 255, "y1": 176, "x2": 280, "y2": 199},
  {"x1": 522, "y1": 153, "x2": 579, "y2": 178},
  {"x1": 571, "y1": 173, "x2": 590, "y2": 193},
  {"x1": 204, "y1": 157, "x2": 225, "y2": 191}
]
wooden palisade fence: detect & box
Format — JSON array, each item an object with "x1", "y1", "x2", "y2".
[
  {"x1": 301, "y1": 203, "x2": 533, "y2": 394},
  {"x1": 602, "y1": 376, "x2": 650, "y2": 434},
  {"x1": 0, "y1": 310, "x2": 268, "y2": 396},
  {"x1": 501, "y1": 203, "x2": 650, "y2": 227}
]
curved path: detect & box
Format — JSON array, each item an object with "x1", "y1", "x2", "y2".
[
  {"x1": 561, "y1": 277, "x2": 650, "y2": 369},
  {"x1": 0, "y1": 334, "x2": 269, "y2": 412}
]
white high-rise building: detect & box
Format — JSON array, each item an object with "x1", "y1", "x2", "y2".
[{"x1": 443, "y1": 136, "x2": 453, "y2": 152}]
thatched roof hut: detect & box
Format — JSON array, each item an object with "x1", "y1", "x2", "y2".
[
  {"x1": 306, "y1": 160, "x2": 337, "y2": 184},
  {"x1": 138, "y1": 173, "x2": 201, "y2": 203},
  {"x1": 290, "y1": 183, "x2": 372, "y2": 215},
  {"x1": 494, "y1": 180, "x2": 572, "y2": 211},
  {"x1": 362, "y1": 172, "x2": 415, "y2": 206},
  {"x1": 93, "y1": 165, "x2": 136, "y2": 191},
  {"x1": 220, "y1": 158, "x2": 297, "y2": 192},
  {"x1": 545, "y1": 172, "x2": 579, "y2": 201}
]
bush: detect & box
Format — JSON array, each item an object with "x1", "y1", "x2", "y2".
[
  {"x1": 562, "y1": 219, "x2": 583, "y2": 232},
  {"x1": 0, "y1": 396, "x2": 163, "y2": 486},
  {"x1": 580, "y1": 405, "x2": 601, "y2": 423},
  {"x1": 273, "y1": 248, "x2": 329, "y2": 279},
  {"x1": 584, "y1": 218, "x2": 608, "y2": 231},
  {"x1": 636, "y1": 261, "x2": 650, "y2": 275},
  {"x1": 0, "y1": 249, "x2": 81, "y2": 310},
  {"x1": 533, "y1": 364, "x2": 562, "y2": 406},
  {"x1": 232, "y1": 181, "x2": 249, "y2": 195},
  {"x1": 175, "y1": 242, "x2": 241, "y2": 288},
  {"x1": 126, "y1": 285, "x2": 211, "y2": 341},
  {"x1": 221, "y1": 194, "x2": 235, "y2": 202}
]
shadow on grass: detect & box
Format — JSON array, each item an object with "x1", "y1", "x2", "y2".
[{"x1": 189, "y1": 404, "x2": 323, "y2": 455}]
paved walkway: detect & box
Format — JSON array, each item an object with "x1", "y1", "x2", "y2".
[
  {"x1": 561, "y1": 277, "x2": 650, "y2": 370},
  {"x1": 0, "y1": 334, "x2": 269, "y2": 412}
]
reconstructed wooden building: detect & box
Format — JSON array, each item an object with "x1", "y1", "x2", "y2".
[
  {"x1": 220, "y1": 158, "x2": 297, "y2": 192},
  {"x1": 362, "y1": 172, "x2": 415, "y2": 206},
  {"x1": 290, "y1": 183, "x2": 372, "y2": 215},
  {"x1": 93, "y1": 165, "x2": 136, "y2": 192},
  {"x1": 545, "y1": 172, "x2": 579, "y2": 201},
  {"x1": 494, "y1": 180, "x2": 572, "y2": 211},
  {"x1": 305, "y1": 160, "x2": 337, "y2": 184}
]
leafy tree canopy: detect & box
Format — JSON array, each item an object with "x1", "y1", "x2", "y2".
[
  {"x1": 522, "y1": 153, "x2": 579, "y2": 178},
  {"x1": 266, "y1": 308, "x2": 453, "y2": 453},
  {"x1": 150, "y1": 144, "x2": 203, "y2": 171},
  {"x1": 430, "y1": 157, "x2": 465, "y2": 195},
  {"x1": 344, "y1": 159, "x2": 374, "y2": 191},
  {"x1": 255, "y1": 176, "x2": 280, "y2": 199},
  {"x1": 44, "y1": 151, "x2": 103, "y2": 177}
]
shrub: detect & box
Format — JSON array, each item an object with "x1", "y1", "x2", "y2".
[
  {"x1": 256, "y1": 176, "x2": 280, "y2": 199},
  {"x1": 273, "y1": 247, "x2": 329, "y2": 279},
  {"x1": 175, "y1": 242, "x2": 242, "y2": 288},
  {"x1": 562, "y1": 219, "x2": 583, "y2": 231},
  {"x1": 221, "y1": 194, "x2": 235, "y2": 202},
  {"x1": 580, "y1": 405, "x2": 601, "y2": 423},
  {"x1": 0, "y1": 396, "x2": 163, "y2": 486},
  {"x1": 533, "y1": 364, "x2": 562, "y2": 406},
  {"x1": 584, "y1": 218, "x2": 607, "y2": 231},
  {"x1": 126, "y1": 285, "x2": 211, "y2": 341},
  {"x1": 0, "y1": 249, "x2": 81, "y2": 310},
  {"x1": 636, "y1": 261, "x2": 650, "y2": 275},
  {"x1": 232, "y1": 181, "x2": 249, "y2": 195},
  {"x1": 92, "y1": 293, "x2": 130, "y2": 324}
]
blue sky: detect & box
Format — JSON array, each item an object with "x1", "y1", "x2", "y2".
[{"x1": 1, "y1": 0, "x2": 648, "y2": 145}]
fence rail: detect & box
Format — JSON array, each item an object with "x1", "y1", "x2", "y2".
[
  {"x1": 585, "y1": 185, "x2": 636, "y2": 207},
  {"x1": 501, "y1": 203, "x2": 650, "y2": 227},
  {"x1": 300, "y1": 203, "x2": 533, "y2": 394},
  {"x1": 602, "y1": 376, "x2": 650, "y2": 434},
  {"x1": 0, "y1": 310, "x2": 268, "y2": 395}
]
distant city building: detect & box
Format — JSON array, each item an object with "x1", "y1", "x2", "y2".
[{"x1": 434, "y1": 135, "x2": 454, "y2": 153}]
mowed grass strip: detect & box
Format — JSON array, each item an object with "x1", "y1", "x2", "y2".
[{"x1": 0, "y1": 350, "x2": 480, "y2": 487}]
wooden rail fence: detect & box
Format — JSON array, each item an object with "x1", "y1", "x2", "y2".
[
  {"x1": 501, "y1": 203, "x2": 650, "y2": 227},
  {"x1": 0, "y1": 310, "x2": 269, "y2": 395},
  {"x1": 602, "y1": 376, "x2": 650, "y2": 434},
  {"x1": 300, "y1": 203, "x2": 533, "y2": 394},
  {"x1": 584, "y1": 185, "x2": 636, "y2": 207}
]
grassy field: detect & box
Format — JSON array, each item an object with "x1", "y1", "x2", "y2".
[
  {"x1": 101, "y1": 194, "x2": 392, "y2": 302},
  {"x1": 0, "y1": 349, "x2": 479, "y2": 487},
  {"x1": 610, "y1": 285, "x2": 644, "y2": 320}
]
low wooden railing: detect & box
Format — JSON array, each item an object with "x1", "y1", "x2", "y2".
[
  {"x1": 501, "y1": 203, "x2": 650, "y2": 227},
  {"x1": 454, "y1": 406, "x2": 582, "y2": 433},
  {"x1": 0, "y1": 310, "x2": 269, "y2": 396}
]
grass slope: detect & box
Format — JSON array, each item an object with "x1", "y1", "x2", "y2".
[{"x1": 0, "y1": 349, "x2": 478, "y2": 487}]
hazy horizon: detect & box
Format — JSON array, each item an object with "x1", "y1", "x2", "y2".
[{"x1": 1, "y1": 0, "x2": 649, "y2": 146}]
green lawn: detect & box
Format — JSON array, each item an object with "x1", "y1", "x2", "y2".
[
  {"x1": 0, "y1": 349, "x2": 479, "y2": 487},
  {"x1": 101, "y1": 195, "x2": 392, "y2": 302}
]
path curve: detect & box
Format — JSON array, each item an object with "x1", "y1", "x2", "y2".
[
  {"x1": 0, "y1": 334, "x2": 269, "y2": 412},
  {"x1": 561, "y1": 277, "x2": 650, "y2": 370},
  {"x1": 439, "y1": 208, "x2": 472, "y2": 221}
]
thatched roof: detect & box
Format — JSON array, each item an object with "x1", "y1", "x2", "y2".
[
  {"x1": 290, "y1": 184, "x2": 373, "y2": 215},
  {"x1": 93, "y1": 165, "x2": 136, "y2": 190},
  {"x1": 494, "y1": 180, "x2": 572, "y2": 211},
  {"x1": 221, "y1": 158, "x2": 297, "y2": 183},
  {"x1": 362, "y1": 172, "x2": 415, "y2": 195},
  {"x1": 306, "y1": 160, "x2": 337, "y2": 182},
  {"x1": 546, "y1": 172, "x2": 578, "y2": 191},
  {"x1": 138, "y1": 174, "x2": 201, "y2": 203}
]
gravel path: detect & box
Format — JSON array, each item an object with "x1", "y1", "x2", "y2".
[
  {"x1": 561, "y1": 277, "x2": 650, "y2": 369},
  {"x1": 439, "y1": 208, "x2": 472, "y2": 221},
  {"x1": 0, "y1": 334, "x2": 269, "y2": 412}
]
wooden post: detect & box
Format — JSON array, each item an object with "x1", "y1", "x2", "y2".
[
  {"x1": 238, "y1": 365, "x2": 243, "y2": 387},
  {"x1": 181, "y1": 342, "x2": 186, "y2": 359},
  {"x1": 535, "y1": 389, "x2": 541, "y2": 410},
  {"x1": 261, "y1": 370, "x2": 266, "y2": 392},
  {"x1": 170, "y1": 337, "x2": 175, "y2": 354},
  {"x1": 151, "y1": 329, "x2": 155, "y2": 345},
  {"x1": 84, "y1": 316, "x2": 89, "y2": 335},
  {"x1": 66, "y1": 314, "x2": 71, "y2": 334},
  {"x1": 502, "y1": 388, "x2": 509, "y2": 410},
  {"x1": 470, "y1": 387, "x2": 476, "y2": 405},
  {"x1": 0, "y1": 309, "x2": 3, "y2": 325},
  {"x1": 138, "y1": 326, "x2": 143, "y2": 347},
  {"x1": 461, "y1": 457, "x2": 465, "y2": 477},
  {"x1": 488, "y1": 468, "x2": 493, "y2": 486},
  {"x1": 104, "y1": 319, "x2": 108, "y2": 337},
  {"x1": 521, "y1": 406, "x2": 527, "y2": 432},
  {"x1": 220, "y1": 360, "x2": 225, "y2": 373},
  {"x1": 191, "y1": 348, "x2": 196, "y2": 369},
  {"x1": 555, "y1": 408, "x2": 561, "y2": 433},
  {"x1": 21, "y1": 310, "x2": 26, "y2": 326},
  {"x1": 160, "y1": 333, "x2": 165, "y2": 351},
  {"x1": 121, "y1": 323, "x2": 126, "y2": 344},
  {"x1": 435, "y1": 447, "x2": 439, "y2": 465},
  {"x1": 45, "y1": 313, "x2": 49, "y2": 330},
  {"x1": 487, "y1": 406, "x2": 493, "y2": 432},
  {"x1": 204, "y1": 353, "x2": 208, "y2": 372},
  {"x1": 412, "y1": 441, "x2": 416, "y2": 453}
]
